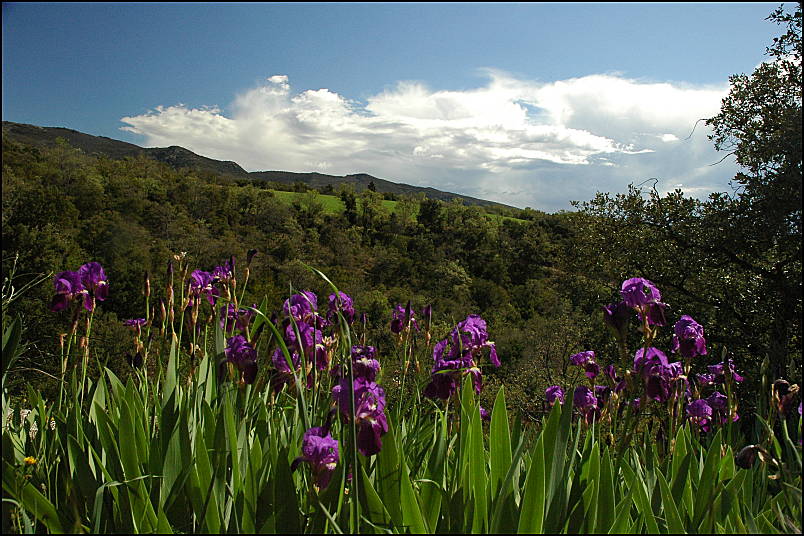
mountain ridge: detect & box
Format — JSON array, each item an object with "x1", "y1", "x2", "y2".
[{"x1": 2, "y1": 121, "x2": 513, "y2": 209}]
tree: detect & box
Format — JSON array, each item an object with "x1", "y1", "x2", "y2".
[
  {"x1": 706, "y1": 5, "x2": 801, "y2": 265},
  {"x1": 572, "y1": 6, "x2": 802, "y2": 386}
]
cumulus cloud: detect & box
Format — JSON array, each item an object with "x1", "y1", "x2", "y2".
[{"x1": 120, "y1": 72, "x2": 737, "y2": 211}]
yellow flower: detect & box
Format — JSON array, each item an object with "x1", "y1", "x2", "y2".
[{"x1": 23, "y1": 456, "x2": 37, "y2": 466}]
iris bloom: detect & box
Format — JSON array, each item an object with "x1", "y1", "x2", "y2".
[
  {"x1": 602, "y1": 301, "x2": 630, "y2": 339},
  {"x1": 570, "y1": 351, "x2": 595, "y2": 366},
  {"x1": 546, "y1": 385, "x2": 565, "y2": 406},
  {"x1": 687, "y1": 399, "x2": 713, "y2": 432},
  {"x1": 291, "y1": 426, "x2": 339, "y2": 489},
  {"x1": 390, "y1": 302, "x2": 419, "y2": 334},
  {"x1": 328, "y1": 291, "x2": 355, "y2": 324},
  {"x1": 224, "y1": 335, "x2": 258, "y2": 384},
  {"x1": 620, "y1": 277, "x2": 661, "y2": 308},
  {"x1": 49, "y1": 270, "x2": 86, "y2": 312},
  {"x1": 188, "y1": 270, "x2": 218, "y2": 306},
  {"x1": 633, "y1": 347, "x2": 669, "y2": 377},
  {"x1": 219, "y1": 304, "x2": 255, "y2": 334},
  {"x1": 285, "y1": 321, "x2": 328, "y2": 371},
  {"x1": 696, "y1": 373, "x2": 716, "y2": 387},
  {"x1": 351, "y1": 345, "x2": 381, "y2": 381},
  {"x1": 332, "y1": 377, "x2": 388, "y2": 456},
  {"x1": 423, "y1": 315, "x2": 498, "y2": 399},
  {"x1": 671, "y1": 315, "x2": 707, "y2": 358},
  {"x1": 708, "y1": 359, "x2": 745, "y2": 383},
  {"x1": 573, "y1": 386, "x2": 599, "y2": 423},
  {"x1": 620, "y1": 278, "x2": 669, "y2": 326},
  {"x1": 212, "y1": 257, "x2": 235, "y2": 283},
  {"x1": 283, "y1": 291, "x2": 318, "y2": 323},
  {"x1": 78, "y1": 262, "x2": 109, "y2": 310}
]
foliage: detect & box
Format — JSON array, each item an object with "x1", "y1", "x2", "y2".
[
  {"x1": 571, "y1": 5, "x2": 802, "y2": 394},
  {"x1": 1, "y1": 263, "x2": 801, "y2": 534}
]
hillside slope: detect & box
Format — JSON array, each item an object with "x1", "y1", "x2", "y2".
[{"x1": 2, "y1": 121, "x2": 513, "y2": 209}]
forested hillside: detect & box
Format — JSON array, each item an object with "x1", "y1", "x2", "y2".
[
  {"x1": 3, "y1": 105, "x2": 799, "y2": 422},
  {"x1": 2, "y1": 136, "x2": 600, "y2": 414},
  {"x1": 2, "y1": 6, "x2": 801, "y2": 423}
]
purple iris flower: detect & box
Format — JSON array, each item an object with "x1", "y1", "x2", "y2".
[
  {"x1": 49, "y1": 270, "x2": 86, "y2": 312},
  {"x1": 620, "y1": 278, "x2": 661, "y2": 308},
  {"x1": 573, "y1": 386, "x2": 598, "y2": 410},
  {"x1": 78, "y1": 262, "x2": 109, "y2": 310},
  {"x1": 706, "y1": 391, "x2": 728, "y2": 411},
  {"x1": 452, "y1": 315, "x2": 499, "y2": 366},
  {"x1": 705, "y1": 391, "x2": 738, "y2": 424},
  {"x1": 696, "y1": 373, "x2": 716, "y2": 387},
  {"x1": 390, "y1": 302, "x2": 419, "y2": 334},
  {"x1": 272, "y1": 347, "x2": 300, "y2": 374},
  {"x1": 645, "y1": 361, "x2": 685, "y2": 403},
  {"x1": 687, "y1": 399, "x2": 713, "y2": 432},
  {"x1": 584, "y1": 361, "x2": 601, "y2": 380},
  {"x1": 291, "y1": 426, "x2": 339, "y2": 489},
  {"x1": 270, "y1": 346, "x2": 304, "y2": 393},
  {"x1": 602, "y1": 301, "x2": 631, "y2": 339},
  {"x1": 546, "y1": 385, "x2": 565, "y2": 406},
  {"x1": 633, "y1": 347, "x2": 669, "y2": 377},
  {"x1": 479, "y1": 406, "x2": 491, "y2": 421},
  {"x1": 642, "y1": 301, "x2": 670, "y2": 326},
  {"x1": 219, "y1": 304, "x2": 255, "y2": 334},
  {"x1": 212, "y1": 257, "x2": 235, "y2": 283},
  {"x1": 285, "y1": 321, "x2": 328, "y2": 370},
  {"x1": 224, "y1": 335, "x2": 258, "y2": 384},
  {"x1": 671, "y1": 315, "x2": 707, "y2": 358},
  {"x1": 351, "y1": 345, "x2": 381, "y2": 382},
  {"x1": 573, "y1": 386, "x2": 600, "y2": 423},
  {"x1": 189, "y1": 270, "x2": 218, "y2": 306},
  {"x1": 333, "y1": 377, "x2": 389, "y2": 456},
  {"x1": 123, "y1": 318, "x2": 147, "y2": 328},
  {"x1": 283, "y1": 291, "x2": 318, "y2": 323},
  {"x1": 570, "y1": 351, "x2": 595, "y2": 366},
  {"x1": 708, "y1": 359, "x2": 745, "y2": 383},
  {"x1": 423, "y1": 314, "x2": 498, "y2": 399},
  {"x1": 328, "y1": 291, "x2": 355, "y2": 324},
  {"x1": 604, "y1": 365, "x2": 618, "y2": 382},
  {"x1": 595, "y1": 385, "x2": 612, "y2": 406}
]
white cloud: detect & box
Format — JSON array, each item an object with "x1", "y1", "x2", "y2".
[{"x1": 120, "y1": 72, "x2": 737, "y2": 211}]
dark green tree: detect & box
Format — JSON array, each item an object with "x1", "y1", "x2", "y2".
[{"x1": 572, "y1": 5, "x2": 802, "y2": 384}]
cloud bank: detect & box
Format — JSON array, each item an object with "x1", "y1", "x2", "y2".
[{"x1": 121, "y1": 71, "x2": 736, "y2": 211}]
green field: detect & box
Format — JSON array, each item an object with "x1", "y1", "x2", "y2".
[{"x1": 268, "y1": 189, "x2": 524, "y2": 222}]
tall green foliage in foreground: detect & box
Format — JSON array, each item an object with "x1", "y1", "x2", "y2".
[{"x1": 2, "y1": 265, "x2": 801, "y2": 534}]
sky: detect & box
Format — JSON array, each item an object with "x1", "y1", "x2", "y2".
[{"x1": 2, "y1": 2, "x2": 788, "y2": 211}]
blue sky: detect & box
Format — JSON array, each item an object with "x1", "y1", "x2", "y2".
[{"x1": 2, "y1": 2, "x2": 788, "y2": 211}]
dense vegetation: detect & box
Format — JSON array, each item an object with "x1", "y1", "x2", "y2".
[{"x1": 1, "y1": 4, "x2": 800, "y2": 534}]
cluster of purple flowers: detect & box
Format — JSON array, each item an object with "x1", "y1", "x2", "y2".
[
  {"x1": 271, "y1": 291, "x2": 327, "y2": 391},
  {"x1": 332, "y1": 345, "x2": 388, "y2": 456},
  {"x1": 549, "y1": 277, "x2": 744, "y2": 433},
  {"x1": 423, "y1": 314, "x2": 499, "y2": 403},
  {"x1": 270, "y1": 290, "x2": 358, "y2": 393},
  {"x1": 49, "y1": 262, "x2": 109, "y2": 312}
]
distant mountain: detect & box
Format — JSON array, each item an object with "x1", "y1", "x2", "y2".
[{"x1": 2, "y1": 121, "x2": 513, "y2": 209}]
